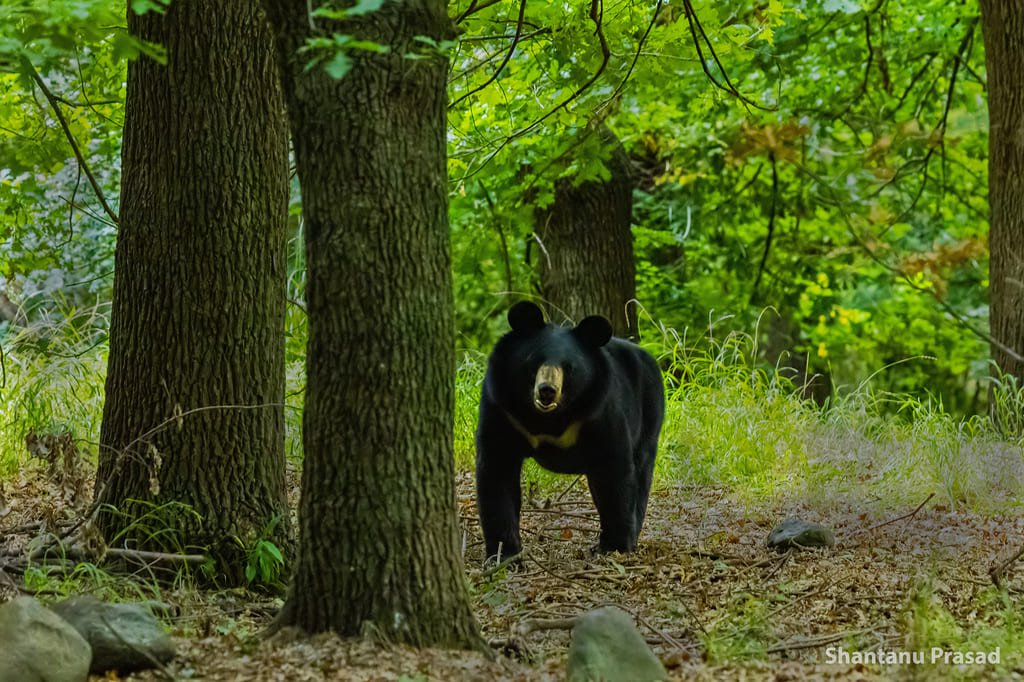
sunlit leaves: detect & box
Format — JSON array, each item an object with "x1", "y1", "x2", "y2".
[
  {"x1": 0, "y1": 0, "x2": 999, "y2": 409},
  {"x1": 1, "y1": 0, "x2": 166, "y2": 71},
  {"x1": 0, "y1": 0, "x2": 126, "y2": 308}
]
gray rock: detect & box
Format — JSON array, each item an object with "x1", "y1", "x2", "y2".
[
  {"x1": 567, "y1": 606, "x2": 667, "y2": 682},
  {"x1": 0, "y1": 596, "x2": 91, "y2": 682},
  {"x1": 51, "y1": 595, "x2": 175, "y2": 674},
  {"x1": 767, "y1": 517, "x2": 835, "y2": 551}
]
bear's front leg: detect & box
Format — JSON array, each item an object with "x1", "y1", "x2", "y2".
[
  {"x1": 476, "y1": 404, "x2": 526, "y2": 562},
  {"x1": 586, "y1": 466, "x2": 640, "y2": 553},
  {"x1": 476, "y1": 452, "x2": 524, "y2": 562}
]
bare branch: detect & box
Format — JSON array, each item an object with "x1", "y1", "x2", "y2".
[
  {"x1": 450, "y1": 0, "x2": 527, "y2": 109},
  {"x1": 767, "y1": 629, "x2": 872, "y2": 655},
  {"x1": 458, "y1": 28, "x2": 548, "y2": 43},
  {"x1": 25, "y1": 61, "x2": 119, "y2": 227},
  {"x1": 846, "y1": 492, "x2": 935, "y2": 541},
  {"x1": 888, "y1": 52, "x2": 939, "y2": 115},
  {"x1": 478, "y1": 180, "x2": 513, "y2": 293},
  {"x1": 991, "y1": 544, "x2": 1024, "y2": 589},
  {"x1": 455, "y1": 0, "x2": 505, "y2": 24}
]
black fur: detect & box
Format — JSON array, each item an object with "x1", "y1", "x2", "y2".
[{"x1": 476, "y1": 302, "x2": 665, "y2": 561}]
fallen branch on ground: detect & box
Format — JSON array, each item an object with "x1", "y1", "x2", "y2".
[
  {"x1": 766, "y1": 628, "x2": 871, "y2": 654},
  {"x1": 516, "y1": 616, "x2": 577, "y2": 637},
  {"x1": 4, "y1": 542, "x2": 208, "y2": 574},
  {"x1": 846, "y1": 492, "x2": 935, "y2": 542}
]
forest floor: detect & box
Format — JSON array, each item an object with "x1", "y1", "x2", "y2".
[{"x1": 3, "y1": 463, "x2": 1024, "y2": 681}]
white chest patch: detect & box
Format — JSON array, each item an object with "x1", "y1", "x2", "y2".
[{"x1": 505, "y1": 412, "x2": 582, "y2": 449}]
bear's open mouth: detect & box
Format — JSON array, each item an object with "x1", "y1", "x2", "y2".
[{"x1": 533, "y1": 399, "x2": 558, "y2": 412}]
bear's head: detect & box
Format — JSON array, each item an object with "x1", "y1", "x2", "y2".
[{"x1": 489, "y1": 301, "x2": 613, "y2": 418}]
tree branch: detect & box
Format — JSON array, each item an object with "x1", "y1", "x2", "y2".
[
  {"x1": 681, "y1": 0, "x2": 775, "y2": 112},
  {"x1": 458, "y1": 27, "x2": 548, "y2": 43},
  {"x1": 450, "y1": 0, "x2": 527, "y2": 109},
  {"x1": 791, "y1": 153, "x2": 1022, "y2": 364},
  {"x1": 708, "y1": 162, "x2": 764, "y2": 215},
  {"x1": 25, "y1": 61, "x2": 119, "y2": 227},
  {"x1": 455, "y1": 0, "x2": 505, "y2": 24},
  {"x1": 478, "y1": 180, "x2": 513, "y2": 294},
  {"x1": 594, "y1": 0, "x2": 664, "y2": 114},
  {"x1": 454, "y1": 0, "x2": 611, "y2": 182},
  {"x1": 888, "y1": 52, "x2": 938, "y2": 115}
]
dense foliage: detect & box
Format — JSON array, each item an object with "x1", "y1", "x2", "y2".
[
  {"x1": 447, "y1": 0, "x2": 989, "y2": 413},
  {"x1": 0, "y1": 0, "x2": 993, "y2": 414}
]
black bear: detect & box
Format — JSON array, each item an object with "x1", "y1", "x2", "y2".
[{"x1": 476, "y1": 301, "x2": 665, "y2": 561}]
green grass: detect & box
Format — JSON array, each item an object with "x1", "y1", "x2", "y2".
[
  {"x1": 900, "y1": 576, "x2": 1024, "y2": 680},
  {"x1": 0, "y1": 305, "x2": 108, "y2": 477},
  {"x1": 3, "y1": 312, "x2": 1023, "y2": 512},
  {"x1": 0, "y1": 303, "x2": 310, "y2": 475},
  {"x1": 454, "y1": 319, "x2": 1024, "y2": 514}
]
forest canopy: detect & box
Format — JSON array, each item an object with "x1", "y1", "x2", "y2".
[{"x1": 0, "y1": 0, "x2": 995, "y2": 412}]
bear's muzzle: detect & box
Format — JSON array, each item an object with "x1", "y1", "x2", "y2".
[{"x1": 533, "y1": 364, "x2": 563, "y2": 412}]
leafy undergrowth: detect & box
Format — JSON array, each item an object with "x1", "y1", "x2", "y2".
[{"x1": 4, "y1": 463, "x2": 1024, "y2": 680}]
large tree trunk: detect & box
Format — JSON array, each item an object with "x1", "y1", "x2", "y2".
[
  {"x1": 262, "y1": 1, "x2": 482, "y2": 648},
  {"x1": 96, "y1": 0, "x2": 290, "y2": 585},
  {"x1": 537, "y1": 126, "x2": 637, "y2": 338},
  {"x1": 981, "y1": 2, "x2": 1024, "y2": 379}
]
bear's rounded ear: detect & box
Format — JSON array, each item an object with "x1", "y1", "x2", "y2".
[
  {"x1": 508, "y1": 301, "x2": 546, "y2": 332},
  {"x1": 574, "y1": 315, "x2": 613, "y2": 348}
]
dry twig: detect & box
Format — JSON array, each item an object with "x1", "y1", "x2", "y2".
[
  {"x1": 766, "y1": 628, "x2": 871, "y2": 655},
  {"x1": 846, "y1": 492, "x2": 935, "y2": 542}
]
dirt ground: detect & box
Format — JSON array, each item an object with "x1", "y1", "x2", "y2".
[{"x1": 3, "y1": 465, "x2": 1024, "y2": 681}]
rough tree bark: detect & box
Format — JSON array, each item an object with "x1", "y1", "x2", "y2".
[
  {"x1": 96, "y1": 0, "x2": 290, "y2": 584},
  {"x1": 981, "y1": 1, "x2": 1024, "y2": 379},
  {"x1": 261, "y1": 0, "x2": 482, "y2": 648},
  {"x1": 537, "y1": 125, "x2": 638, "y2": 338}
]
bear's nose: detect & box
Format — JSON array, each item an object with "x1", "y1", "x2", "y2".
[{"x1": 537, "y1": 384, "x2": 557, "y2": 405}]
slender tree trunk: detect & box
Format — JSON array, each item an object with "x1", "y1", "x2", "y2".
[
  {"x1": 96, "y1": 0, "x2": 291, "y2": 585},
  {"x1": 537, "y1": 126, "x2": 637, "y2": 338},
  {"x1": 981, "y1": 1, "x2": 1024, "y2": 379},
  {"x1": 262, "y1": 1, "x2": 482, "y2": 648},
  {"x1": 762, "y1": 312, "x2": 832, "y2": 406}
]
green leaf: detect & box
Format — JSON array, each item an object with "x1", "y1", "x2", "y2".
[
  {"x1": 345, "y1": 39, "x2": 390, "y2": 54},
  {"x1": 263, "y1": 542, "x2": 284, "y2": 563},
  {"x1": 324, "y1": 52, "x2": 352, "y2": 79}
]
